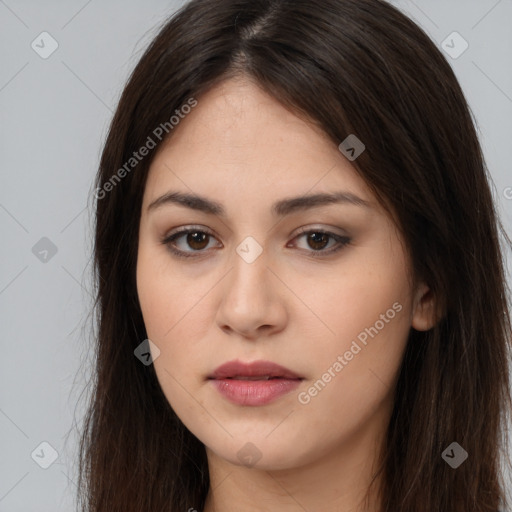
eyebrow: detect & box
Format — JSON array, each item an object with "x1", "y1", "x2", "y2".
[{"x1": 147, "y1": 190, "x2": 371, "y2": 217}]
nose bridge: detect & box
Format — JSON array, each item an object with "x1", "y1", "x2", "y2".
[
  {"x1": 229, "y1": 234, "x2": 270, "y2": 293},
  {"x1": 214, "y1": 234, "x2": 285, "y2": 337},
  {"x1": 235, "y1": 234, "x2": 266, "y2": 268}
]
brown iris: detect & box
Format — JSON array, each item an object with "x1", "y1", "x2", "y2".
[
  {"x1": 307, "y1": 232, "x2": 329, "y2": 250},
  {"x1": 187, "y1": 231, "x2": 209, "y2": 250}
]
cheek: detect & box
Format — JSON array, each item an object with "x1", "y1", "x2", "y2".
[
  {"x1": 296, "y1": 247, "x2": 413, "y2": 405},
  {"x1": 298, "y1": 252, "x2": 412, "y2": 349},
  {"x1": 307, "y1": 280, "x2": 411, "y2": 393},
  {"x1": 293, "y1": 288, "x2": 411, "y2": 454},
  {"x1": 136, "y1": 247, "x2": 216, "y2": 364},
  {"x1": 137, "y1": 243, "x2": 189, "y2": 333},
  {"x1": 137, "y1": 257, "x2": 211, "y2": 415}
]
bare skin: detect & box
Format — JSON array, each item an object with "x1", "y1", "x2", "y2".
[{"x1": 136, "y1": 76, "x2": 436, "y2": 512}]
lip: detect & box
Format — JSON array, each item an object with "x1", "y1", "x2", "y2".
[
  {"x1": 208, "y1": 359, "x2": 303, "y2": 406},
  {"x1": 208, "y1": 359, "x2": 303, "y2": 380}
]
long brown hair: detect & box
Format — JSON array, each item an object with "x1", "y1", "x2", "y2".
[{"x1": 77, "y1": 0, "x2": 512, "y2": 510}]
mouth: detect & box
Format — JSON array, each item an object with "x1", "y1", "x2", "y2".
[
  {"x1": 222, "y1": 376, "x2": 291, "y2": 380},
  {"x1": 207, "y1": 359, "x2": 304, "y2": 381},
  {"x1": 207, "y1": 360, "x2": 304, "y2": 406}
]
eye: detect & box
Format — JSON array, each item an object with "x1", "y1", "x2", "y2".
[
  {"x1": 161, "y1": 226, "x2": 351, "y2": 259},
  {"x1": 289, "y1": 228, "x2": 351, "y2": 257},
  {"x1": 161, "y1": 226, "x2": 221, "y2": 258}
]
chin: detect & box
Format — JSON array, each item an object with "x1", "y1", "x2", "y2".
[{"x1": 203, "y1": 434, "x2": 313, "y2": 471}]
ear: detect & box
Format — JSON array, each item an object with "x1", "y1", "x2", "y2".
[{"x1": 411, "y1": 282, "x2": 437, "y2": 331}]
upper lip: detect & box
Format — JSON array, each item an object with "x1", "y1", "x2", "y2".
[{"x1": 208, "y1": 360, "x2": 303, "y2": 380}]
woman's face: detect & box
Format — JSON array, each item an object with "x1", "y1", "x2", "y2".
[{"x1": 136, "y1": 77, "x2": 432, "y2": 471}]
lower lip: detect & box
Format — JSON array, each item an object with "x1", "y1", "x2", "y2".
[{"x1": 210, "y1": 378, "x2": 302, "y2": 406}]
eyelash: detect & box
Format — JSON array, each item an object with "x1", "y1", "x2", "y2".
[{"x1": 161, "y1": 225, "x2": 351, "y2": 259}]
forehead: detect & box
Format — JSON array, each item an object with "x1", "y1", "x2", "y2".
[{"x1": 144, "y1": 78, "x2": 375, "y2": 210}]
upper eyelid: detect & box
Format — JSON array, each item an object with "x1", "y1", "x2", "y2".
[
  {"x1": 164, "y1": 225, "x2": 219, "y2": 241},
  {"x1": 163, "y1": 225, "x2": 348, "y2": 250},
  {"x1": 164, "y1": 224, "x2": 347, "y2": 238}
]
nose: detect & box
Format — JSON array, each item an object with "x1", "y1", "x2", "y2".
[{"x1": 215, "y1": 243, "x2": 288, "y2": 340}]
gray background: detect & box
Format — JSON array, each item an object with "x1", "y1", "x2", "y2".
[{"x1": 1, "y1": 1, "x2": 511, "y2": 510}]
